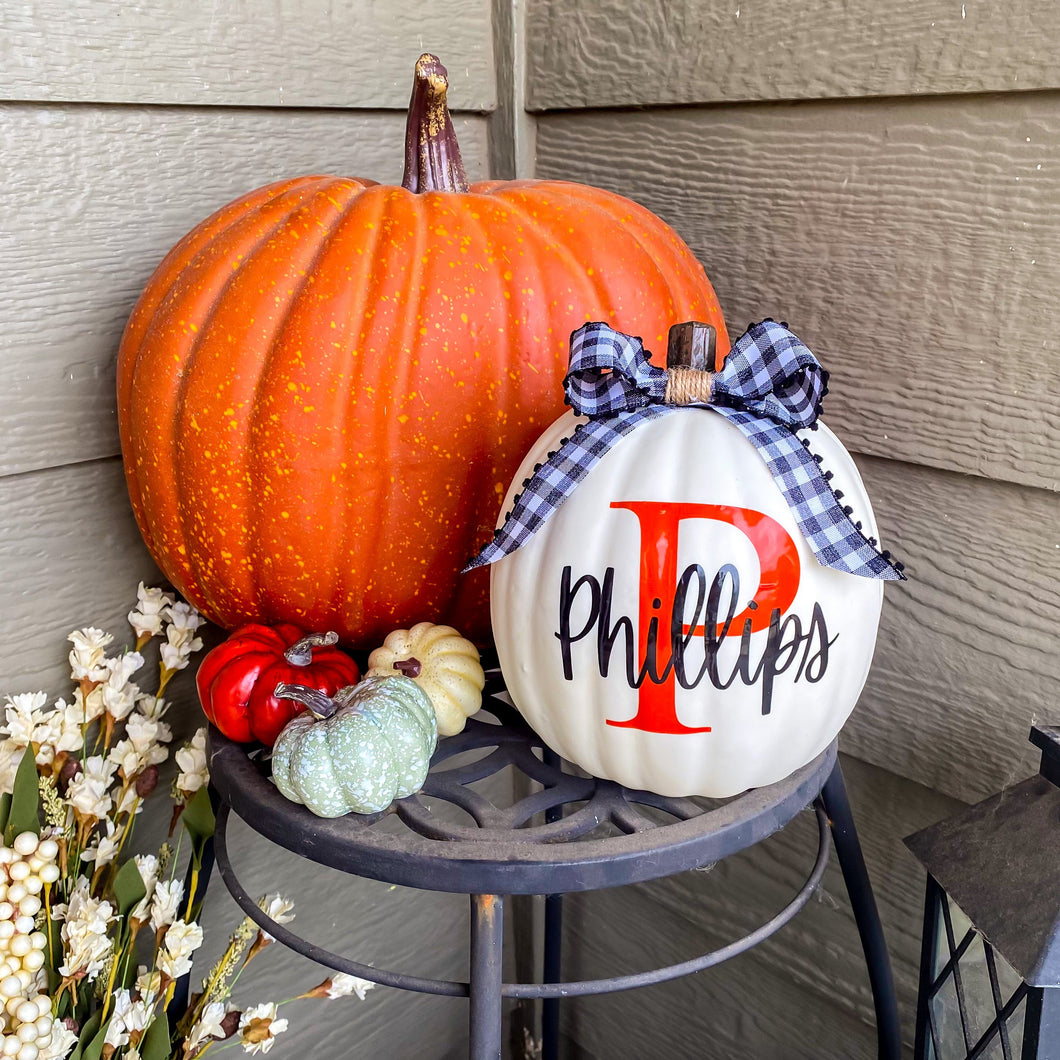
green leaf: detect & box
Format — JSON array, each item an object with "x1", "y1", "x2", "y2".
[
  {"x1": 81, "y1": 1015, "x2": 110, "y2": 1060},
  {"x1": 69, "y1": 1010, "x2": 102, "y2": 1060},
  {"x1": 113, "y1": 858, "x2": 147, "y2": 918},
  {"x1": 0, "y1": 792, "x2": 11, "y2": 835},
  {"x1": 4, "y1": 747, "x2": 40, "y2": 844},
  {"x1": 182, "y1": 787, "x2": 215, "y2": 870},
  {"x1": 139, "y1": 1008, "x2": 170, "y2": 1060}
]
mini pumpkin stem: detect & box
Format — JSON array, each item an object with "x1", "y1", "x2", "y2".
[
  {"x1": 392, "y1": 658, "x2": 422, "y2": 679},
  {"x1": 274, "y1": 682, "x2": 339, "y2": 720},
  {"x1": 402, "y1": 53, "x2": 470, "y2": 194},
  {"x1": 284, "y1": 631, "x2": 339, "y2": 667}
]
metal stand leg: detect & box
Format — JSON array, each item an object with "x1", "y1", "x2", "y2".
[
  {"x1": 820, "y1": 760, "x2": 902, "y2": 1060},
  {"x1": 542, "y1": 749, "x2": 564, "y2": 1060},
  {"x1": 542, "y1": 892, "x2": 562, "y2": 1060},
  {"x1": 470, "y1": 894, "x2": 504, "y2": 1060}
]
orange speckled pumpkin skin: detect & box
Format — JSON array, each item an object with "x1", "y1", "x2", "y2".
[{"x1": 116, "y1": 71, "x2": 729, "y2": 648}]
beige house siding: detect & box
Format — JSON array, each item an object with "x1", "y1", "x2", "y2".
[{"x1": 528, "y1": 0, "x2": 1060, "y2": 1055}]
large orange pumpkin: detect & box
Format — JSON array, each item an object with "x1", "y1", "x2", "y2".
[{"x1": 117, "y1": 55, "x2": 729, "y2": 647}]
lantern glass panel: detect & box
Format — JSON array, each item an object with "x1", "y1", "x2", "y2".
[
  {"x1": 931, "y1": 970, "x2": 967, "y2": 1058},
  {"x1": 1006, "y1": 996, "x2": 1027, "y2": 1055},
  {"x1": 960, "y1": 933, "x2": 998, "y2": 1044},
  {"x1": 932, "y1": 905, "x2": 950, "y2": 979},
  {"x1": 948, "y1": 897, "x2": 974, "y2": 939},
  {"x1": 991, "y1": 946, "x2": 1024, "y2": 1006},
  {"x1": 982, "y1": 1040, "x2": 1004, "y2": 1060}
]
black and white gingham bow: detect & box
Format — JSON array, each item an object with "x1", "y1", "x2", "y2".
[{"x1": 466, "y1": 321, "x2": 904, "y2": 580}]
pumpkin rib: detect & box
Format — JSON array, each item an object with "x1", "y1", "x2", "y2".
[
  {"x1": 384, "y1": 191, "x2": 430, "y2": 618},
  {"x1": 171, "y1": 181, "x2": 358, "y2": 622},
  {"x1": 489, "y1": 186, "x2": 617, "y2": 331},
  {"x1": 333, "y1": 189, "x2": 390, "y2": 635},
  {"x1": 426, "y1": 192, "x2": 523, "y2": 621},
  {"x1": 118, "y1": 179, "x2": 325, "y2": 551},
  {"x1": 350, "y1": 188, "x2": 432, "y2": 629},
  {"x1": 530, "y1": 184, "x2": 687, "y2": 358},
  {"x1": 240, "y1": 180, "x2": 370, "y2": 624},
  {"x1": 536, "y1": 181, "x2": 728, "y2": 357},
  {"x1": 133, "y1": 184, "x2": 328, "y2": 608},
  {"x1": 462, "y1": 189, "x2": 547, "y2": 533}
]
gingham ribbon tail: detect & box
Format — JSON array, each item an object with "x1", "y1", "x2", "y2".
[{"x1": 466, "y1": 321, "x2": 904, "y2": 580}]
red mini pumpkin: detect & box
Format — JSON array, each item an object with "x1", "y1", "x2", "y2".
[
  {"x1": 117, "y1": 54, "x2": 729, "y2": 647},
  {"x1": 196, "y1": 624, "x2": 360, "y2": 746}
]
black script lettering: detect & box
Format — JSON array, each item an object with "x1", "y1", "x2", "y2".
[
  {"x1": 597, "y1": 567, "x2": 638, "y2": 686},
  {"x1": 705, "y1": 565, "x2": 741, "y2": 691},
  {"x1": 800, "y1": 602, "x2": 837, "y2": 683},
  {"x1": 759, "y1": 610, "x2": 805, "y2": 716},
  {"x1": 672, "y1": 564, "x2": 707, "y2": 689},
  {"x1": 556, "y1": 566, "x2": 601, "y2": 680},
  {"x1": 556, "y1": 560, "x2": 838, "y2": 715}
]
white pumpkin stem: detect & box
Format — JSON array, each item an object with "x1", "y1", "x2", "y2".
[
  {"x1": 665, "y1": 321, "x2": 717, "y2": 405},
  {"x1": 274, "y1": 682, "x2": 340, "y2": 720},
  {"x1": 285, "y1": 631, "x2": 339, "y2": 667}
]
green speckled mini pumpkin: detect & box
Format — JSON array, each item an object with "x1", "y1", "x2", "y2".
[{"x1": 271, "y1": 675, "x2": 437, "y2": 817}]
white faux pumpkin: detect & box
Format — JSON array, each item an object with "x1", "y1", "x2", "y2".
[
  {"x1": 490, "y1": 408, "x2": 884, "y2": 798},
  {"x1": 367, "y1": 622, "x2": 485, "y2": 736}
]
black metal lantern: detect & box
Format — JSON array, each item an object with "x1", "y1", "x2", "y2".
[{"x1": 905, "y1": 726, "x2": 1060, "y2": 1059}]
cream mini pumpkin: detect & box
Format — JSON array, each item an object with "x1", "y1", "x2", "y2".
[{"x1": 367, "y1": 622, "x2": 485, "y2": 736}]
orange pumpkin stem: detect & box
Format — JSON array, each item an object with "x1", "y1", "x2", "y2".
[{"x1": 402, "y1": 53, "x2": 470, "y2": 194}]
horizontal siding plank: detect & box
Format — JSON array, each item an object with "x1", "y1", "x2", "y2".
[
  {"x1": 527, "y1": 0, "x2": 1060, "y2": 110},
  {"x1": 0, "y1": 0, "x2": 495, "y2": 110},
  {"x1": 534, "y1": 95, "x2": 1060, "y2": 492},
  {"x1": 0, "y1": 458, "x2": 161, "y2": 695},
  {"x1": 0, "y1": 104, "x2": 489, "y2": 479},
  {"x1": 560, "y1": 755, "x2": 960, "y2": 1058},
  {"x1": 845, "y1": 456, "x2": 1058, "y2": 802}
]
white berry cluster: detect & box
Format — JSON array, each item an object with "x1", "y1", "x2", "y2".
[{"x1": 0, "y1": 833, "x2": 63, "y2": 1060}]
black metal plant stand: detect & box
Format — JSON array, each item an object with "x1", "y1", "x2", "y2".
[{"x1": 207, "y1": 672, "x2": 901, "y2": 1060}]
